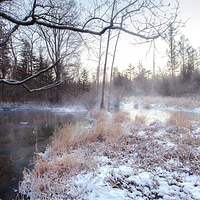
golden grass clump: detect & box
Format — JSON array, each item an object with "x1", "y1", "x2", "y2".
[
  {"x1": 167, "y1": 111, "x2": 191, "y2": 128},
  {"x1": 19, "y1": 110, "x2": 127, "y2": 198},
  {"x1": 34, "y1": 153, "x2": 96, "y2": 179},
  {"x1": 51, "y1": 124, "x2": 74, "y2": 153},
  {"x1": 51, "y1": 110, "x2": 125, "y2": 153},
  {"x1": 112, "y1": 112, "x2": 130, "y2": 123},
  {"x1": 132, "y1": 114, "x2": 146, "y2": 126},
  {"x1": 89, "y1": 109, "x2": 109, "y2": 122},
  {"x1": 20, "y1": 152, "x2": 97, "y2": 199},
  {"x1": 80, "y1": 120, "x2": 123, "y2": 144}
]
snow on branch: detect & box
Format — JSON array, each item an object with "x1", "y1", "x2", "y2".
[
  {"x1": 22, "y1": 80, "x2": 61, "y2": 93},
  {"x1": 0, "y1": 0, "x2": 179, "y2": 47},
  {"x1": 0, "y1": 59, "x2": 60, "y2": 85}
]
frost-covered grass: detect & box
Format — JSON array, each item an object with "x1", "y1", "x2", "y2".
[{"x1": 19, "y1": 109, "x2": 200, "y2": 199}]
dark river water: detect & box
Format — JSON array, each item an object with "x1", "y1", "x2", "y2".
[{"x1": 0, "y1": 109, "x2": 87, "y2": 200}]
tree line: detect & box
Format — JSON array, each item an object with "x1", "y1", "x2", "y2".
[
  {"x1": 112, "y1": 33, "x2": 200, "y2": 97},
  {"x1": 0, "y1": 0, "x2": 182, "y2": 107},
  {"x1": 0, "y1": 22, "x2": 91, "y2": 104}
]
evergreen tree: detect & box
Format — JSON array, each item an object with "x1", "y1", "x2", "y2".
[
  {"x1": 0, "y1": 22, "x2": 10, "y2": 79},
  {"x1": 35, "y1": 50, "x2": 54, "y2": 87},
  {"x1": 17, "y1": 40, "x2": 37, "y2": 80},
  {"x1": 125, "y1": 64, "x2": 135, "y2": 81},
  {"x1": 177, "y1": 35, "x2": 197, "y2": 83},
  {"x1": 79, "y1": 69, "x2": 90, "y2": 93},
  {"x1": 0, "y1": 21, "x2": 11, "y2": 102}
]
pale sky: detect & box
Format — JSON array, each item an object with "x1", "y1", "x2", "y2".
[
  {"x1": 178, "y1": 0, "x2": 200, "y2": 49},
  {"x1": 114, "y1": 0, "x2": 200, "y2": 72},
  {"x1": 82, "y1": 0, "x2": 200, "y2": 74}
]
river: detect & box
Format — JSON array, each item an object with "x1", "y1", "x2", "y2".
[{"x1": 0, "y1": 109, "x2": 87, "y2": 200}]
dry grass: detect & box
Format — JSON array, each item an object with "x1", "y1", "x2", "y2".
[
  {"x1": 51, "y1": 124, "x2": 74, "y2": 153},
  {"x1": 77, "y1": 112, "x2": 124, "y2": 145},
  {"x1": 19, "y1": 110, "x2": 128, "y2": 198},
  {"x1": 167, "y1": 111, "x2": 191, "y2": 128},
  {"x1": 19, "y1": 108, "x2": 200, "y2": 199},
  {"x1": 132, "y1": 114, "x2": 146, "y2": 127},
  {"x1": 163, "y1": 97, "x2": 200, "y2": 110},
  {"x1": 50, "y1": 110, "x2": 126, "y2": 151},
  {"x1": 112, "y1": 112, "x2": 130, "y2": 123},
  {"x1": 20, "y1": 152, "x2": 96, "y2": 199},
  {"x1": 88, "y1": 109, "x2": 109, "y2": 121},
  {"x1": 34, "y1": 152, "x2": 96, "y2": 179}
]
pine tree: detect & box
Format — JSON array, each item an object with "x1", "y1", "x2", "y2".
[
  {"x1": 35, "y1": 50, "x2": 54, "y2": 87},
  {"x1": 178, "y1": 35, "x2": 196, "y2": 82},
  {"x1": 0, "y1": 21, "x2": 11, "y2": 102},
  {"x1": 79, "y1": 69, "x2": 90, "y2": 93},
  {"x1": 17, "y1": 39, "x2": 37, "y2": 80},
  {"x1": 0, "y1": 22, "x2": 10, "y2": 79}
]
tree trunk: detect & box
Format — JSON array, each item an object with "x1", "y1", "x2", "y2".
[
  {"x1": 100, "y1": 0, "x2": 116, "y2": 109},
  {"x1": 107, "y1": 28, "x2": 121, "y2": 110}
]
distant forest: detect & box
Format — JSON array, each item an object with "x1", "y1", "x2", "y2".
[
  {"x1": 0, "y1": 0, "x2": 200, "y2": 106},
  {"x1": 1, "y1": 22, "x2": 200, "y2": 105}
]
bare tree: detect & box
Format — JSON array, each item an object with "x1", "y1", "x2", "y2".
[
  {"x1": 0, "y1": 0, "x2": 179, "y2": 46},
  {"x1": 107, "y1": 27, "x2": 121, "y2": 110},
  {"x1": 100, "y1": 0, "x2": 116, "y2": 109},
  {"x1": 0, "y1": 0, "x2": 179, "y2": 99},
  {"x1": 35, "y1": 0, "x2": 82, "y2": 101},
  {"x1": 37, "y1": 0, "x2": 81, "y2": 80}
]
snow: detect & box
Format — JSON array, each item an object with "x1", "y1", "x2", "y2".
[
  {"x1": 51, "y1": 107, "x2": 87, "y2": 113},
  {"x1": 19, "y1": 121, "x2": 28, "y2": 125},
  {"x1": 0, "y1": 103, "x2": 87, "y2": 113},
  {"x1": 18, "y1": 99, "x2": 200, "y2": 199},
  {"x1": 69, "y1": 164, "x2": 200, "y2": 200}
]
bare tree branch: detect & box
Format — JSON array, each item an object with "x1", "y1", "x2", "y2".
[
  {"x1": 0, "y1": 0, "x2": 180, "y2": 98},
  {"x1": 22, "y1": 80, "x2": 61, "y2": 93},
  {"x1": 112, "y1": 0, "x2": 140, "y2": 21},
  {"x1": 0, "y1": 11, "x2": 34, "y2": 25},
  {"x1": 0, "y1": 0, "x2": 179, "y2": 48},
  {"x1": 82, "y1": 17, "x2": 109, "y2": 29},
  {"x1": 111, "y1": 26, "x2": 161, "y2": 40},
  {"x1": 0, "y1": 59, "x2": 60, "y2": 85}
]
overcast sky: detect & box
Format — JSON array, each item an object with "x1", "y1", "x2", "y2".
[
  {"x1": 116, "y1": 0, "x2": 200, "y2": 72},
  {"x1": 177, "y1": 0, "x2": 200, "y2": 48}
]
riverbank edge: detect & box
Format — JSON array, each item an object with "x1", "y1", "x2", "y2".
[{"x1": 18, "y1": 108, "x2": 200, "y2": 199}]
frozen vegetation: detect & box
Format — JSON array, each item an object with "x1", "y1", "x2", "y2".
[{"x1": 18, "y1": 99, "x2": 200, "y2": 199}]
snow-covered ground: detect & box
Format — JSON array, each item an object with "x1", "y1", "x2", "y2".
[{"x1": 18, "y1": 105, "x2": 200, "y2": 200}]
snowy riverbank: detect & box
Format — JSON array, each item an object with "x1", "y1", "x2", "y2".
[
  {"x1": 0, "y1": 103, "x2": 87, "y2": 113},
  {"x1": 18, "y1": 108, "x2": 200, "y2": 199}
]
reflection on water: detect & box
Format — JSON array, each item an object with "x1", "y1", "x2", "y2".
[{"x1": 0, "y1": 109, "x2": 87, "y2": 200}]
